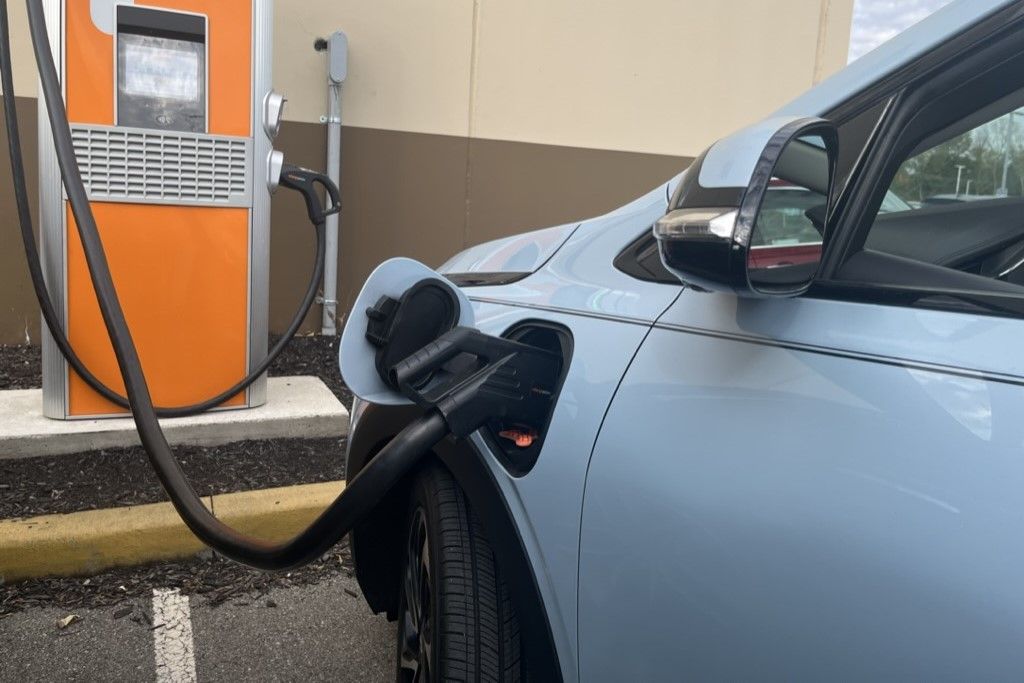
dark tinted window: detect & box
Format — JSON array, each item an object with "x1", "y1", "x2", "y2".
[{"x1": 865, "y1": 97, "x2": 1024, "y2": 287}]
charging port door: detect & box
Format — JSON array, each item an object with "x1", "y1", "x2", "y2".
[{"x1": 116, "y1": 5, "x2": 207, "y2": 133}]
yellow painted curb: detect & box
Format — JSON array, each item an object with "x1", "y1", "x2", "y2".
[{"x1": 0, "y1": 481, "x2": 345, "y2": 583}]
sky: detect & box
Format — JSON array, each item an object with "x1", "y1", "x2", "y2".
[{"x1": 848, "y1": 0, "x2": 955, "y2": 62}]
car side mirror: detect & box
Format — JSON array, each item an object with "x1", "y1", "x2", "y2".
[{"x1": 654, "y1": 117, "x2": 838, "y2": 296}]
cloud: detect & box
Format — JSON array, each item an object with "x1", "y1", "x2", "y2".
[{"x1": 848, "y1": 0, "x2": 955, "y2": 62}]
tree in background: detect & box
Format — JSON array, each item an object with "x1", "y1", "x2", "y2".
[
  {"x1": 891, "y1": 131, "x2": 973, "y2": 201},
  {"x1": 890, "y1": 110, "x2": 1024, "y2": 201}
]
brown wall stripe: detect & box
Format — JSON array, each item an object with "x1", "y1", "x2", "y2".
[{"x1": 0, "y1": 96, "x2": 40, "y2": 346}]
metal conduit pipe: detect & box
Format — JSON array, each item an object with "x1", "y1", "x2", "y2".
[{"x1": 318, "y1": 31, "x2": 347, "y2": 335}]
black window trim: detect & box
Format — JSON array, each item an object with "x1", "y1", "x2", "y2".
[
  {"x1": 812, "y1": 3, "x2": 1024, "y2": 320},
  {"x1": 613, "y1": 228, "x2": 679, "y2": 284}
]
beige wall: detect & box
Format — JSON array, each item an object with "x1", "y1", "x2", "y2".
[
  {"x1": 3, "y1": 1, "x2": 852, "y2": 150},
  {"x1": 2, "y1": 0, "x2": 852, "y2": 150},
  {"x1": 273, "y1": 0, "x2": 852, "y2": 156},
  {"x1": 469, "y1": 0, "x2": 852, "y2": 155},
  {"x1": 273, "y1": 0, "x2": 476, "y2": 136},
  {"x1": 3, "y1": 0, "x2": 37, "y2": 99}
]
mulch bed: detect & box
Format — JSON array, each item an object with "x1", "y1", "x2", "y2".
[
  {"x1": 0, "y1": 436, "x2": 346, "y2": 518},
  {"x1": 0, "y1": 343, "x2": 40, "y2": 391},
  {"x1": 0, "y1": 544, "x2": 355, "y2": 616},
  {"x1": 0, "y1": 335, "x2": 368, "y2": 613}
]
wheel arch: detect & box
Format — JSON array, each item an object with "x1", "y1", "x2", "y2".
[{"x1": 345, "y1": 401, "x2": 563, "y2": 681}]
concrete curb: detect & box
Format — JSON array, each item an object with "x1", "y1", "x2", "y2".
[
  {"x1": 0, "y1": 376, "x2": 348, "y2": 459},
  {"x1": 0, "y1": 481, "x2": 345, "y2": 583}
]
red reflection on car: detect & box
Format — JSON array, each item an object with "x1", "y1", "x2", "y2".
[{"x1": 748, "y1": 243, "x2": 822, "y2": 270}]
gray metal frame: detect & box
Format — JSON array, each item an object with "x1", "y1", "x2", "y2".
[
  {"x1": 248, "y1": 0, "x2": 273, "y2": 408},
  {"x1": 39, "y1": 0, "x2": 64, "y2": 418}
]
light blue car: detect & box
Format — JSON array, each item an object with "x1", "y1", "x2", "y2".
[{"x1": 345, "y1": 1, "x2": 1024, "y2": 679}]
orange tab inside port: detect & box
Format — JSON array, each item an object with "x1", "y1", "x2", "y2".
[{"x1": 498, "y1": 428, "x2": 538, "y2": 448}]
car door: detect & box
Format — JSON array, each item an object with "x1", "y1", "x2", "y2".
[{"x1": 578, "y1": 20, "x2": 1024, "y2": 681}]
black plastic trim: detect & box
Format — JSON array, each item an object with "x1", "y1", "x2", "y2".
[
  {"x1": 118, "y1": 5, "x2": 205, "y2": 42},
  {"x1": 809, "y1": 278, "x2": 1024, "y2": 320},
  {"x1": 365, "y1": 278, "x2": 461, "y2": 392},
  {"x1": 613, "y1": 230, "x2": 678, "y2": 284},
  {"x1": 735, "y1": 119, "x2": 838, "y2": 297},
  {"x1": 445, "y1": 271, "x2": 532, "y2": 287},
  {"x1": 346, "y1": 402, "x2": 562, "y2": 681}
]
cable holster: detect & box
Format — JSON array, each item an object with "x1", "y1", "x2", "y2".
[{"x1": 279, "y1": 163, "x2": 341, "y2": 224}]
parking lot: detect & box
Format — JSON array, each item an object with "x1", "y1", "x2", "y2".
[{"x1": 2, "y1": 571, "x2": 394, "y2": 682}]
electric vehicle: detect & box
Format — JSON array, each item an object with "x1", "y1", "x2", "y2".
[{"x1": 344, "y1": 1, "x2": 1024, "y2": 679}]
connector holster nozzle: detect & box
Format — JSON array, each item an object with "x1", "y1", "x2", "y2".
[
  {"x1": 278, "y1": 163, "x2": 341, "y2": 224},
  {"x1": 389, "y1": 326, "x2": 561, "y2": 438}
]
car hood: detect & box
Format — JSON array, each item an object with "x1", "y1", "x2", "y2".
[
  {"x1": 438, "y1": 221, "x2": 579, "y2": 277},
  {"x1": 439, "y1": 173, "x2": 685, "y2": 279}
]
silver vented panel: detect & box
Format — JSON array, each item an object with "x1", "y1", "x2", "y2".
[{"x1": 69, "y1": 124, "x2": 252, "y2": 206}]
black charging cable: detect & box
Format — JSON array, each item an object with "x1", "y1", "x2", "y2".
[
  {"x1": 0, "y1": 9, "x2": 331, "y2": 418},
  {"x1": 1, "y1": 0, "x2": 452, "y2": 569}
]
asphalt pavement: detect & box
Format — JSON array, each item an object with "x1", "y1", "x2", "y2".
[
  {"x1": 1, "y1": 573, "x2": 395, "y2": 682},
  {"x1": 1, "y1": 339, "x2": 387, "y2": 680}
]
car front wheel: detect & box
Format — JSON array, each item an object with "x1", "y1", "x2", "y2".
[{"x1": 396, "y1": 463, "x2": 523, "y2": 682}]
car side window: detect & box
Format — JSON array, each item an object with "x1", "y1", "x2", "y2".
[
  {"x1": 887, "y1": 107, "x2": 1024, "y2": 207},
  {"x1": 860, "y1": 96, "x2": 1024, "y2": 289}
]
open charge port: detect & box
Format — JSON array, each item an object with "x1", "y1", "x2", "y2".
[{"x1": 486, "y1": 322, "x2": 572, "y2": 476}]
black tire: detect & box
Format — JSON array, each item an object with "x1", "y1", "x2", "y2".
[{"x1": 396, "y1": 463, "x2": 523, "y2": 682}]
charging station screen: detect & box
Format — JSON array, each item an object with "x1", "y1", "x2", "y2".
[
  {"x1": 122, "y1": 38, "x2": 201, "y2": 102},
  {"x1": 116, "y1": 6, "x2": 206, "y2": 133}
]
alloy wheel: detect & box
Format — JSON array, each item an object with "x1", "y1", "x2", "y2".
[{"x1": 397, "y1": 507, "x2": 432, "y2": 682}]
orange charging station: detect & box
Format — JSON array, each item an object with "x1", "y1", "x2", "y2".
[{"x1": 39, "y1": 0, "x2": 282, "y2": 419}]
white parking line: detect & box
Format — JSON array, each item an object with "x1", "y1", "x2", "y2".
[{"x1": 152, "y1": 588, "x2": 198, "y2": 683}]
